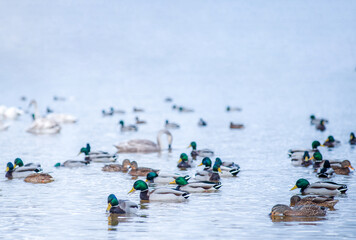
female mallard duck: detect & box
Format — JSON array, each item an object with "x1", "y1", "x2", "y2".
[
  {"x1": 135, "y1": 117, "x2": 146, "y2": 124},
  {"x1": 188, "y1": 141, "x2": 214, "y2": 158},
  {"x1": 310, "y1": 115, "x2": 328, "y2": 125},
  {"x1": 226, "y1": 106, "x2": 242, "y2": 112},
  {"x1": 119, "y1": 120, "x2": 138, "y2": 132},
  {"x1": 128, "y1": 180, "x2": 190, "y2": 202},
  {"x1": 169, "y1": 177, "x2": 222, "y2": 193},
  {"x1": 214, "y1": 158, "x2": 240, "y2": 176},
  {"x1": 13, "y1": 158, "x2": 41, "y2": 171},
  {"x1": 177, "y1": 153, "x2": 193, "y2": 169},
  {"x1": 316, "y1": 120, "x2": 326, "y2": 131},
  {"x1": 128, "y1": 161, "x2": 159, "y2": 176},
  {"x1": 195, "y1": 163, "x2": 221, "y2": 183},
  {"x1": 290, "y1": 178, "x2": 347, "y2": 196},
  {"x1": 290, "y1": 195, "x2": 338, "y2": 209},
  {"x1": 350, "y1": 132, "x2": 356, "y2": 145},
  {"x1": 5, "y1": 162, "x2": 41, "y2": 179},
  {"x1": 317, "y1": 160, "x2": 334, "y2": 178},
  {"x1": 270, "y1": 204, "x2": 326, "y2": 217},
  {"x1": 114, "y1": 129, "x2": 172, "y2": 153},
  {"x1": 330, "y1": 160, "x2": 354, "y2": 175},
  {"x1": 27, "y1": 100, "x2": 61, "y2": 134},
  {"x1": 102, "y1": 159, "x2": 131, "y2": 172},
  {"x1": 165, "y1": 120, "x2": 180, "y2": 129},
  {"x1": 146, "y1": 172, "x2": 190, "y2": 185},
  {"x1": 106, "y1": 194, "x2": 138, "y2": 214},
  {"x1": 198, "y1": 118, "x2": 207, "y2": 126},
  {"x1": 79, "y1": 144, "x2": 118, "y2": 163},
  {"x1": 289, "y1": 140, "x2": 323, "y2": 156},
  {"x1": 323, "y1": 136, "x2": 340, "y2": 148},
  {"x1": 230, "y1": 122, "x2": 244, "y2": 129},
  {"x1": 24, "y1": 173, "x2": 54, "y2": 183}
]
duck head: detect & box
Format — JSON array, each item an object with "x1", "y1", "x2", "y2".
[
  {"x1": 107, "y1": 194, "x2": 119, "y2": 212},
  {"x1": 119, "y1": 120, "x2": 124, "y2": 126},
  {"x1": 310, "y1": 115, "x2": 315, "y2": 120},
  {"x1": 198, "y1": 157, "x2": 212, "y2": 167},
  {"x1": 324, "y1": 135, "x2": 335, "y2": 143},
  {"x1": 310, "y1": 152, "x2": 323, "y2": 162},
  {"x1": 6, "y1": 162, "x2": 14, "y2": 172},
  {"x1": 351, "y1": 132, "x2": 355, "y2": 141},
  {"x1": 188, "y1": 141, "x2": 197, "y2": 150},
  {"x1": 14, "y1": 158, "x2": 24, "y2": 168},
  {"x1": 312, "y1": 141, "x2": 323, "y2": 149},
  {"x1": 290, "y1": 195, "x2": 302, "y2": 207},
  {"x1": 303, "y1": 151, "x2": 310, "y2": 162},
  {"x1": 178, "y1": 153, "x2": 189, "y2": 163},
  {"x1": 290, "y1": 178, "x2": 310, "y2": 191},
  {"x1": 128, "y1": 180, "x2": 148, "y2": 193},
  {"x1": 146, "y1": 172, "x2": 158, "y2": 183},
  {"x1": 79, "y1": 147, "x2": 90, "y2": 156},
  {"x1": 341, "y1": 160, "x2": 354, "y2": 170},
  {"x1": 212, "y1": 163, "x2": 222, "y2": 173},
  {"x1": 170, "y1": 176, "x2": 189, "y2": 186}
]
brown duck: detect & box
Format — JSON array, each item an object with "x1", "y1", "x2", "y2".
[
  {"x1": 230, "y1": 122, "x2": 244, "y2": 129},
  {"x1": 330, "y1": 160, "x2": 354, "y2": 175},
  {"x1": 270, "y1": 204, "x2": 326, "y2": 217},
  {"x1": 102, "y1": 159, "x2": 131, "y2": 172},
  {"x1": 128, "y1": 161, "x2": 159, "y2": 176},
  {"x1": 24, "y1": 173, "x2": 54, "y2": 184},
  {"x1": 290, "y1": 195, "x2": 338, "y2": 209}
]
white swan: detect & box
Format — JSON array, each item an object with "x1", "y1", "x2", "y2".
[
  {"x1": 114, "y1": 129, "x2": 173, "y2": 153},
  {"x1": 0, "y1": 105, "x2": 24, "y2": 120},
  {"x1": 27, "y1": 100, "x2": 61, "y2": 134}
]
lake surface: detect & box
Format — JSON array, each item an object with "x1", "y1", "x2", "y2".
[{"x1": 1, "y1": 1, "x2": 356, "y2": 239}]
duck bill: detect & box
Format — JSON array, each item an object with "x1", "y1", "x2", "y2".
[
  {"x1": 145, "y1": 179, "x2": 148, "y2": 182},
  {"x1": 350, "y1": 165, "x2": 355, "y2": 170},
  {"x1": 290, "y1": 185, "x2": 298, "y2": 191},
  {"x1": 304, "y1": 157, "x2": 309, "y2": 162},
  {"x1": 128, "y1": 187, "x2": 136, "y2": 194},
  {"x1": 309, "y1": 156, "x2": 314, "y2": 161},
  {"x1": 218, "y1": 167, "x2": 222, "y2": 173},
  {"x1": 106, "y1": 203, "x2": 112, "y2": 212},
  {"x1": 77, "y1": 152, "x2": 82, "y2": 156},
  {"x1": 169, "y1": 180, "x2": 176, "y2": 184},
  {"x1": 187, "y1": 144, "x2": 192, "y2": 149},
  {"x1": 13, "y1": 164, "x2": 17, "y2": 168},
  {"x1": 178, "y1": 158, "x2": 182, "y2": 163},
  {"x1": 5, "y1": 167, "x2": 9, "y2": 172},
  {"x1": 198, "y1": 163, "x2": 203, "y2": 166}
]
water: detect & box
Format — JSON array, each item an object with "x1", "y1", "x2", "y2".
[{"x1": 1, "y1": 1, "x2": 356, "y2": 239}]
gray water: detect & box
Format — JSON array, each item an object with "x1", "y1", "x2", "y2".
[{"x1": 1, "y1": 1, "x2": 356, "y2": 239}]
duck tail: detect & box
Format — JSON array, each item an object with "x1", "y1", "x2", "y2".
[
  {"x1": 230, "y1": 168, "x2": 240, "y2": 176},
  {"x1": 214, "y1": 182, "x2": 222, "y2": 190},
  {"x1": 338, "y1": 184, "x2": 348, "y2": 193},
  {"x1": 184, "y1": 175, "x2": 191, "y2": 181},
  {"x1": 182, "y1": 192, "x2": 190, "y2": 199}
]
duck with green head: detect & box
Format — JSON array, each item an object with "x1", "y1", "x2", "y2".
[
  {"x1": 316, "y1": 160, "x2": 334, "y2": 178},
  {"x1": 188, "y1": 141, "x2": 214, "y2": 159},
  {"x1": 78, "y1": 143, "x2": 118, "y2": 163},
  {"x1": 323, "y1": 136, "x2": 340, "y2": 148},
  {"x1": 169, "y1": 176, "x2": 222, "y2": 193},
  {"x1": 5, "y1": 162, "x2": 41, "y2": 179},
  {"x1": 146, "y1": 172, "x2": 190, "y2": 185},
  {"x1": 177, "y1": 153, "x2": 192, "y2": 169},
  {"x1": 290, "y1": 178, "x2": 347, "y2": 196},
  {"x1": 309, "y1": 151, "x2": 324, "y2": 170},
  {"x1": 119, "y1": 120, "x2": 138, "y2": 132},
  {"x1": 195, "y1": 162, "x2": 221, "y2": 182},
  {"x1": 128, "y1": 180, "x2": 190, "y2": 202},
  {"x1": 214, "y1": 157, "x2": 240, "y2": 176},
  {"x1": 106, "y1": 194, "x2": 138, "y2": 214},
  {"x1": 310, "y1": 115, "x2": 328, "y2": 125},
  {"x1": 350, "y1": 132, "x2": 356, "y2": 145},
  {"x1": 316, "y1": 120, "x2": 326, "y2": 131},
  {"x1": 165, "y1": 120, "x2": 180, "y2": 129},
  {"x1": 289, "y1": 140, "x2": 324, "y2": 156},
  {"x1": 13, "y1": 158, "x2": 42, "y2": 171}
]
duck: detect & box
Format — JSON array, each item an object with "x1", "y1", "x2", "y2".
[
  {"x1": 198, "y1": 118, "x2": 207, "y2": 127},
  {"x1": 310, "y1": 152, "x2": 324, "y2": 171},
  {"x1": 316, "y1": 160, "x2": 334, "y2": 178},
  {"x1": 47, "y1": 112, "x2": 77, "y2": 123},
  {"x1": 290, "y1": 178, "x2": 347, "y2": 196},
  {"x1": 13, "y1": 158, "x2": 41, "y2": 171},
  {"x1": 290, "y1": 195, "x2": 338, "y2": 209},
  {"x1": 110, "y1": 107, "x2": 125, "y2": 114},
  {"x1": 188, "y1": 141, "x2": 214, "y2": 158},
  {"x1": 350, "y1": 132, "x2": 356, "y2": 145},
  {"x1": 214, "y1": 158, "x2": 240, "y2": 176},
  {"x1": 24, "y1": 173, "x2": 54, "y2": 183},
  {"x1": 106, "y1": 194, "x2": 138, "y2": 214},
  {"x1": 291, "y1": 151, "x2": 312, "y2": 167},
  {"x1": 226, "y1": 106, "x2": 242, "y2": 112},
  {"x1": 128, "y1": 161, "x2": 159, "y2": 176},
  {"x1": 165, "y1": 120, "x2": 180, "y2": 129},
  {"x1": 27, "y1": 100, "x2": 61, "y2": 134},
  {"x1": 146, "y1": 172, "x2": 190, "y2": 185},
  {"x1": 5, "y1": 162, "x2": 41, "y2": 179},
  {"x1": 102, "y1": 159, "x2": 131, "y2": 172},
  {"x1": 270, "y1": 204, "x2": 326, "y2": 217},
  {"x1": 79, "y1": 144, "x2": 118, "y2": 163},
  {"x1": 316, "y1": 120, "x2": 326, "y2": 131},
  {"x1": 178, "y1": 106, "x2": 194, "y2": 113},
  {"x1": 128, "y1": 180, "x2": 190, "y2": 202},
  {"x1": 195, "y1": 163, "x2": 221, "y2": 183},
  {"x1": 230, "y1": 122, "x2": 244, "y2": 129},
  {"x1": 323, "y1": 136, "x2": 340, "y2": 148},
  {"x1": 119, "y1": 120, "x2": 138, "y2": 132},
  {"x1": 54, "y1": 159, "x2": 90, "y2": 168},
  {"x1": 164, "y1": 97, "x2": 173, "y2": 102},
  {"x1": 114, "y1": 129, "x2": 172, "y2": 153},
  {"x1": 53, "y1": 95, "x2": 66, "y2": 101},
  {"x1": 177, "y1": 153, "x2": 193, "y2": 169},
  {"x1": 170, "y1": 177, "x2": 221, "y2": 193},
  {"x1": 102, "y1": 109, "x2": 114, "y2": 116},
  {"x1": 330, "y1": 160, "x2": 354, "y2": 175},
  {"x1": 310, "y1": 115, "x2": 328, "y2": 125},
  {"x1": 133, "y1": 107, "x2": 144, "y2": 112},
  {"x1": 289, "y1": 141, "x2": 323, "y2": 156},
  {"x1": 135, "y1": 117, "x2": 146, "y2": 124}
]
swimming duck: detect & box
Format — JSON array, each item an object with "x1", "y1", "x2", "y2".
[
  {"x1": 198, "y1": 118, "x2": 207, "y2": 127},
  {"x1": 146, "y1": 172, "x2": 190, "y2": 185},
  {"x1": 165, "y1": 97, "x2": 173, "y2": 102},
  {"x1": 291, "y1": 151, "x2": 312, "y2": 167},
  {"x1": 289, "y1": 141, "x2": 323, "y2": 156},
  {"x1": 135, "y1": 117, "x2": 146, "y2": 124},
  {"x1": 133, "y1": 107, "x2": 144, "y2": 112},
  {"x1": 170, "y1": 177, "x2": 221, "y2": 193},
  {"x1": 290, "y1": 195, "x2": 338, "y2": 209},
  {"x1": 128, "y1": 180, "x2": 190, "y2": 202},
  {"x1": 53, "y1": 95, "x2": 66, "y2": 101},
  {"x1": 177, "y1": 153, "x2": 193, "y2": 169},
  {"x1": 27, "y1": 100, "x2": 61, "y2": 134},
  {"x1": 165, "y1": 120, "x2": 180, "y2": 129},
  {"x1": 106, "y1": 194, "x2": 138, "y2": 214},
  {"x1": 310, "y1": 152, "x2": 324, "y2": 171},
  {"x1": 5, "y1": 162, "x2": 41, "y2": 179},
  {"x1": 54, "y1": 160, "x2": 90, "y2": 168},
  {"x1": 323, "y1": 136, "x2": 340, "y2": 148},
  {"x1": 214, "y1": 158, "x2": 240, "y2": 176},
  {"x1": 226, "y1": 106, "x2": 242, "y2": 112},
  {"x1": 310, "y1": 115, "x2": 328, "y2": 125},
  {"x1": 178, "y1": 107, "x2": 194, "y2": 113},
  {"x1": 317, "y1": 160, "x2": 334, "y2": 178},
  {"x1": 195, "y1": 163, "x2": 221, "y2": 183},
  {"x1": 24, "y1": 173, "x2": 54, "y2": 183},
  {"x1": 110, "y1": 107, "x2": 125, "y2": 114},
  {"x1": 102, "y1": 109, "x2": 114, "y2": 116},
  {"x1": 350, "y1": 132, "x2": 356, "y2": 145},
  {"x1": 119, "y1": 120, "x2": 138, "y2": 132},
  {"x1": 128, "y1": 161, "x2": 159, "y2": 176},
  {"x1": 13, "y1": 158, "x2": 41, "y2": 170},
  {"x1": 330, "y1": 160, "x2": 354, "y2": 175},
  {"x1": 79, "y1": 144, "x2": 118, "y2": 162},
  {"x1": 102, "y1": 159, "x2": 131, "y2": 172},
  {"x1": 290, "y1": 178, "x2": 347, "y2": 196},
  {"x1": 230, "y1": 122, "x2": 244, "y2": 129},
  {"x1": 115, "y1": 130, "x2": 172, "y2": 153},
  {"x1": 188, "y1": 141, "x2": 214, "y2": 158},
  {"x1": 270, "y1": 204, "x2": 326, "y2": 217},
  {"x1": 316, "y1": 120, "x2": 326, "y2": 131}
]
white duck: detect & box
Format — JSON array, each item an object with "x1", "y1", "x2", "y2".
[{"x1": 27, "y1": 100, "x2": 61, "y2": 134}]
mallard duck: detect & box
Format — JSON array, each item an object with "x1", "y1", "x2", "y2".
[
  {"x1": 316, "y1": 120, "x2": 326, "y2": 131},
  {"x1": 198, "y1": 118, "x2": 207, "y2": 126},
  {"x1": 54, "y1": 160, "x2": 90, "y2": 168},
  {"x1": 24, "y1": 173, "x2": 54, "y2": 183},
  {"x1": 188, "y1": 141, "x2": 214, "y2": 158},
  {"x1": 53, "y1": 95, "x2": 66, "y2": 101},
  {"x1": 177, "y1": 153, "x2": 193, "y2": 169},
  {"x1": 114, "y1": 129, "x2": 172, "y2": 153},
  {"x1": 170, "y1": 177, "x2": 221, "y2": 193},
  {"x1": 128, "y1": 180, "x2": 190, "y2": 201},
  {"x1": 289, "y1": 141, "x2": 323, "y2": 156},
  {"x1": 128, "y1": 161, "x2": 159, "y2": 176},
  {"x1": 270, "y1": 204, "x2": 326, "y2": 217},
  {"x1": 135, "y1": 117, "x2": 146, "y2": 124},
  {"x1": 230, "y1": 122, "x2": 244, "y2": 129},
  {"x1": 317, "y1": 160, "x2": 334, "y2": 178},
  {"x1": 102, "y1": 159, "x2": 131, "y2": 172},
  {"x1": 323, "y1": 136, "x2": 340, "y2": 148},
  {"x1": 165, "y1": 120, "x2": 180, "y2": 129},
  {"x1": 79, "y1": 144, "x2": 118, "y2": 162},
  {"x1": 195, "y1": 163, "x2": 221, "y2": 183},
  {"x1": 146, "y1": 172, "x2": 190, "y2": 185},
  {"x1": 13, "y1": 158, "x2": 41, "y2": 171},
  {"x1": 5, "y1": 162, "x2": 41, "y2": 179},
  {"x1": 165, "y1": 97, "x2": 173, "y2": 102},
  {"x1": 110, "y1": 107, "x2": 125, "y2": 114},
  {"x1": 291, "y1": 151, "x2": 313, "y2": 167},
  {"x1": 290, "y1": 195, "x2": 338, "y2": 209},
  {"x1": 47, "y1": 113, "x2": 77, "y2": 123},
  {"x1": 102, "y1": 109, "x2": 114, "y2": 116},
  {"x1": 106, "y1": 194, "x2": 138, "y2": 214},
  {"x1": 226, "y1": 106, "x2": 242, "y2": 112},
  {"x1": 350, "y1": 132, "x2": 356, "y2": 145},
  {"x1": 330, "y1": 160, "x2": 354, "y2": 175},
  {"x1": 310, "y1": 152, "x2": 324, "y2": 170},
  {"x1": 214, "y1": 158, "x2": 240, "y2": 176},
  {"x1": 27, "y1": 100, "x2": 61, "y2": 134},
  {"x1": 290, "y1": 178, "x2": 347, "y2": 196},
  {"x1": 133, "y1": 107, "x2": 144, "y2": 112},
  {"x1": 310, "y1": 115, "x2": 328, "y2": 125},
  {"x1": 178, "y1": 107, "x2": 194, "y2": 113},
  {"x1": 119, "y1": 120, "x2": 138, "y2": 132}
]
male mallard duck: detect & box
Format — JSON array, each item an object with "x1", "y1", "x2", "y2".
[
  {"x1": 292, "y1": 151, "x2": 312, "y2": 167},
  {"x1": 128, "y1": 180, "x2": 190, "y2": 201},
  {"x1": 290, "y1": 178, "x2": 347, "y2": 196},
  {"x1": 146, "y1": 172, "x2": 190, "y2": 185},
  {"x1": 119, "y1": 120, "x2": 138, "y2": 132},
  {"x1": 316, "y1": 120, "x2": 326, "y2": 131},
  {"x1": 79, "y1": 144, "x2": 118, "y2": 162},
  {"x1": 270, "y1": 204, "x2": 326, "y2": 217},
  {"x1": 317, "y1": 160, "x2": 334, "y2": 178},
  {"x1": 169, "y1": 177, "x2": 222, "y2": 193},
  {"x1": 230, "y1": 122, "x2": 244, "y2": 129},
  {"x1": 110, "y1": 107, "x2": 125, "y2": 114},
  {"x1": 128, "y1": 161, "x2": 159, "y2": 176},
  {"x1": 5, "y1": 162, "x2": 41, "y2": 179},
  {"x1": 310, "y1": 152, "x2": 324, "y2": 171},
  {"x1": 214, "y1": 158, "x2": 240, "y2": 176},
  {"x1": 135, "y1": 117, "x2": 146, "y2": 124},
  {"x1": 226, "y1": 106, "x2": 242, "y2": 112},
  {"x1": 290, "y1": 195, "x2": 338, "y2": 209},
  {"x1": 178, "y1": 106, "x2": 194, "y2": 113},
  {"x1": 102, "y1": 109, "x2": 114, "y2": 116},
  {"x1": 198, "y1": 118, "x2": 207, "y2": 127},
  {"x1": 102, "y1": 159, "x2": 131, "y2": 172},
  {"x1": 310, "y1": 115, "x2": 328, "y2": 125},
  {"x1": 350, "y1": 132, "x2": 356, "y2": 145},
  {"x1": 133, "y1": 107, "x2": 144, "y2": 112},
  {"x1": 24, "y1": 173, "x2": 54, "y2": 183},
  {"x1": 323, "y1": 136, "x2": 340, "y2": 148},
  {"x1": 114, "y1": 129, "x2": 172, "y2": 153},
  {"x1": 177, "y1": 153, "x2": 193, "y2": 169},
  {"x1": 106, "y1": 194, "x2": 138, "y2": 214},
  {"x1": 188, "y1": 141, "x2": 214, "y2": 158},
  {"x1": 195, "y1": 163, "x2": 221, "y2": 183},
  {"x1": 289, "y1": 141, "x2": 323, "y2": 156},
  {"x1": 13, "y1": 158, "x2": 41, "y2": 171},
  {"x1": 165, "y1": 120, "x2": 180, "y2": 129},
  {"x1": 330, "y1": 160, "x2": 354, "y2": 175},
  {"x1": 54, "y1": 160, "x2": 90, "y2": 168}
]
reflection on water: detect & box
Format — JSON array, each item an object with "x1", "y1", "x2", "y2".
[{"x1": 270, "y1": 215, "x2": 327, "y2": 223}]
